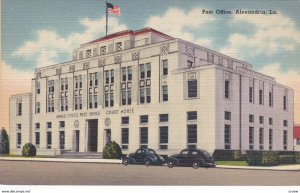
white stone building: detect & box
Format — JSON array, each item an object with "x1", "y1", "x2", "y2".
[{"x1": 9, "y1": 28, "x2": 294, "y2": 156}]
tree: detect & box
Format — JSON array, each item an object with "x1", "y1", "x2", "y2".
[{"x1": 0, "y1": 127, "x2": 9, "y2": 155}]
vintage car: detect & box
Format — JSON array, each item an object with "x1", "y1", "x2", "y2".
[
  {"x1": 122, "y1": 148, "x2": 165, "y2": 166},
  {"x1": 167, "y1": 148, "x2": 216, "y2": 169}
]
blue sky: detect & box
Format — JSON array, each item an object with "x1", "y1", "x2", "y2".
[{"x1": 2, "y1": 0, "x2": 300, "y2": 72}]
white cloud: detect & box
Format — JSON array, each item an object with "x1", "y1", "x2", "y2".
[
  {"x1": 146, "y1": 7, "x2": 215, "y2": 47},
  {"x1": 13, "y1": 17, "x2": 127, "y2": 68},
  {"x1": 259, "y1": 63, "x2": 300, "y2": 123},
  {"x1": 220, "y1": 12, "x2": 300, "y2": 58}
]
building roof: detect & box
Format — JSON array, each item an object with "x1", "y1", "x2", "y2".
[
  {"x1": 81, "y1": 27, "x2": 173, "y2": 47},
  {"x1": 294, "y1": 125, "x2": 300, "y2": 139}
]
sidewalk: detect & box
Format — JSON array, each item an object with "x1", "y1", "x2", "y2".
[{"x1": 1, "y1": 157, "x2": 300, "y2": 171}]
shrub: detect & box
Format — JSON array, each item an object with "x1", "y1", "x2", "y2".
[
  {"x1": 22, "y1": 143, "x2": 36, "y2": 157},
  {"x1": 246, "y1": 151, "x2": 279, "y2": 166},
  {"x1": 295, "y1": 152, "x2": 300, "y2": 164},
  {"x1": 0, "y1": 128, "x2": 9, "y2": 155},
  {"x1": 213, "y1": 149, "x2": 244, "y2": 161},
  {"x1": 103, "y1": 141, "x2": 122, "y2": 159}
]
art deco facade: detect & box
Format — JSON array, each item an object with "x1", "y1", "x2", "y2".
[{"x1": 9, "y1": 28, "x2": 294, "y2": 156}]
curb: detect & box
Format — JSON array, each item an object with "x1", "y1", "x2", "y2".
[
  {"x1": 215, "y1": 165, "x2": 300, "y2": 171},
  {"x1": 0, "y1": 157, "x2": 122, "y2": 164}
]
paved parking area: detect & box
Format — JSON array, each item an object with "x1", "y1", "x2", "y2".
[{"x1": 0, "y1": 160, "x2": 299, "y2": 185}]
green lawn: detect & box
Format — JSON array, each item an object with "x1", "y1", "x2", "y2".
[
  {"x1": 215, "y1": 161, "x2": 248, "y2": 166},
  {"x1": 0, "y1": 154, "x2": 51, "y2": 158}
]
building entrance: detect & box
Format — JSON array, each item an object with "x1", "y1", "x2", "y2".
[
  {"x1": 73, "y1": 130, "x2": 80, "y2": 152},
  {"x1": 87, "y1": 119, "x2": 98, "y2": 152}
]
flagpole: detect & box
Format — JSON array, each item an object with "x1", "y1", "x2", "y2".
[{"x1": 106, "y1": 1, "x2": 108, "y2": 36}]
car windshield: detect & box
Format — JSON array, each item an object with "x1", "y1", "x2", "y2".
[{"x1": 148, "y1": 149, "x2": 156, "y2": 155}]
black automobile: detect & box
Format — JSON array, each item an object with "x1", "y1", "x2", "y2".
[
  {"x1": 122, "y1": 148, "x2": 165, "y2": 166},
  {"x1": 167, "y1": 149, "x2": 215, "y2": 169}
]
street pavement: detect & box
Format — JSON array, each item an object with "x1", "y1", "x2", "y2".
[{"x1": 0, "y1": 160, "x2": 299, "y2": 185}]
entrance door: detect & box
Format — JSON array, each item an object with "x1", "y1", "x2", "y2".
[
  {"x1": 105, "y1": 129, "x2": 111, "y2": 145},
  {"x1": 59, "y1": 131, "x2": 65, "y2": 149},
  {"x1": 75, "y1": 130, "x2": 80, "y2": 152},
  {"x1": 87, "y1": 119, "x2": 98, "y2": 152}
]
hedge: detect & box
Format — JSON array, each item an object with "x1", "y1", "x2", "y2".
[
  {"x1": 213, "y1": 149, "x2": 244, "y2": 161},
  {"x1": 246, "y1": 151, "x2": 279, "y2": 166}
]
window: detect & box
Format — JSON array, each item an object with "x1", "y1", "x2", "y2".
[
  {"x1": 36, "y1": 82, "x2": 40, "y2": 94},
  {"x1": 159, "y1": 126, "x2": 168, "y2": 149},
  {"x1": 35, "y1": 132, "x2": 40, "y2": 146},
  {"x1": 127, "y1": 90, "x2": 132, "y2": 105},
  {"x1": 187, "y1": 125, "x2": 197, "y2": 145},
  {"x1": 86, "y1": 49, "x2": 91, "y2": 58},
  {"x1": 159, "y1": 114, "x2": 168, "y2": 122},
  {"x1": 35, "y1": 123, "x2": 40, "y2": 130},
  {"x1": 249, "y1": 127, "x2": 254, "y2": 150},
  {"x1": 146, "y1": 88, "x2": 151, "y2": 103},
  {"x1": 59, "y1": 121, "x2": 65, "y2": 128},
  {"x1": 283, "y1": 120, "x2": 288, "y2": 127},
  {"x1": 283, "y1": 90, "x2": 288, "y2": 111},
  {"x1": 225, "y1": 80, "x2": 230, "y2": 99},
  {"x1": 269, "y1": 118, "x2": 273, "y2": 125},
  {"x1": 89, "y1": 95, "x2": 93, "y2": 109},
  {"x1": 249, "y1": 114, "x2": 254, "y2": 123},
  {"x1": 47, "y1": 131, "x2": 52, "y2": 149},
  {"x1": 140, "y1": 115, "x2": 148, "y2": 124},
  {"x1": 105, "y1": 94, "x2": 109, "y2": 107},
  {"x1": 36, "y1": 102, "x2": 40, "y2": 114},
  {"x1": 224, "y1": 111, "x2": 231, "y2": 121},
  {"x1": 269, "y1": 129, "x2": 273, "y2": 150},
  {"x1": 162, "y1": 60, "x2": 168, "y2": 75},
  {"x1": 249, "y1": 79, "x2": 254, "y2": 103},
  {"x1": 17, "y1": 133, "x2": 21, "y2": 147},
  {"x1": 187, "y1": 111, "x2": 197, "y2": 121},
  {"x1": 110, "y1": 69, "x2": 114, "y2": 84},
  {"x1": 259, "y1": 81, "x2": 264, "y2": 105},
  {"x1": 187, "y1": 60, "x2": 193, "y2": 68},
  {"x1": 259, "y1": 116, "x2": 264, "y2": 124},
  {"x1": 16, "y1": 124, "x2": 21, "y2": 130},
  {"x1": 146, "y1": 63, "x2": 151, "y2": 78},
  {"x1": 140, "y1": 64, "x2": 145, "y2": 79},
  {"x1": 121, "y1": 117, "x2": 129, "y2": 125},
  {"x1": 224, "y1": 124, "x2": 231, "y2": 149},
  {"x1": 140, "y1": 89, "x2": 145, "y2": 104},
  {"x1": 259, "y1": 128, "x2": 264, "y2": 150},
  {"x1": 110, "y1": 93, "x2": 114, "y2": 107},
  {"x1": 47, "y1": 122, "x2": 52, "y2": 129},
  {"x1": 122, "y1": 67, "x2": 126, "y2": 82},
  {"x1": 116, "y1": 42, "x2": 122, "y2": 51},
  {"x1": 128, "y1": 66, "x2": 132, "y2": 81},
  {"x1": 140, "y1": 127, "x2": 148, "y2": 148},
  {"x1": 17, "y1": 102, "x2": 22, "y2": 116},
  {"x1": 269, "y1": 90, "x2": 273, "y2": 107},
  {"x1": 105, "y1": 70, "x2": 109, "y2": 84},
  {"x1": 94, "y1": 95, "x2": 98, "y2": 108},
  {"x1": 121, "y1": 128, "x2": 129, "y2": 149},
  {"x1": 283, "y1": 130, "x2": 288, "y2": 150},
  {"x1": 162, "y1": 86, "x2": 168, "y2": 102},
  {"x1": 94, "y1": 73, "x2": 98, "y2": 86},
  {"x1": 100, "y1": 46, "x2": 106, "y2": 55},
  {"x1": 188, "y1": 80, "x2": 197, "y2": 98}
]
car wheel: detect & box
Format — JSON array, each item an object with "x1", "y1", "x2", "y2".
[
  {"x1": 122, "y1": 159, "x2": 129, "y2": 166},
  {"x1": 167, "y1": 160, "x2": 174, "y2": 168},
  {"x1": 192, "y1": 161, "x2": 199, "y2": 169},
  {"x1": 144, "y1": 159, "x2": 151, "y2": 167}
]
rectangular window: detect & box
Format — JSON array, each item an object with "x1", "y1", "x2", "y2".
[
  {"x1": 122, "y1": 91, "x2": 126, "y2": 105},
  {"x1": 89, "y1": 73, "x2": 93, "y2": 87},
  {"x1": 47, "y1": 131, "x2": 52, "y2": 149},
  {"x1": 110, "y1": 69, "x2": 114, "y2": 84},
  {"x1": 283, "y1": 95, "x2": 287, "y2": 111},
  {"x1": 121, "y1": 117, "x2": 129, "y2": 125},
  {"x1": 283, "y1": 120, "x2": 288, "y2": 127},
  {"x1": 269, "y1": 129, "x2": 273, "y2": 150},
  {"x1": 59, "y1": 121, "x2": 65, "y2": 128},
  {"x1": 105, "y1": 70, "x2": 109, "y2": 84},
  {"x1": 224, "y1": 111, "x2": 231, "y2": 121},
  {"x1": 47, "y1": 122, "x2": 52, "y2": 129},
  {"x1": 110, "y1": 93, "x2": 114, "y2": 107},
  {"x1": 159, "y1": 126, "x2": 168, "y2": 149},
  {"x1": 188, "y1": 80, "x2": 197, "y2": 98},
  {"x1": 140, "y1": 115, "x2": 148, "y2": 124},
  {"x1": 249, "y1": 127, "x2": 254, "y2": 150},
  {"x1": 35, "y1": 132, "x2": 40, "y2": 146},
  {"x1": 162, "y1": 60, "x2": 168, "y2": 76},
  {"x1": 224, "y1": 124, "x2": 231, "y2": 150},
  {"x1": 35, "y1": 123, "x2": 40, "y2": 130},
  {"x1": 146, "y1": 88, "x2": 151, "y2": 103},
  {"x1": 269, "y1": 118, "x2": 273, "y2": 125},
  {"x1": 127, "y1": 90, "x2": 131, "y2": 105},
  {"x1": 105, "y1": 94, "x2": 109, "y2": 107},
  {"x1": 100, "y1": 46, "x2": 106, "y2": 55},
  {"x1": 128, "y1": 66, "x2": 132, "y2": 81},
  {"x1": 89, "y1": 95, "x2": 93, "y2": 109},
  {"x1": 140, "y1": 127, "x2": 148, "y2": 148},
  {"x1": 187, "y1": 111, "x2": 197, "y2": 121},
  {"x1": 116, "y1": 42, "x2": 122, "y2": 51},
  {"x1": 17, "y1": 124, "x2": 21, "y2": 130},
  {"x1": 79, "y1": 75, "x2": 82, "y2": 88},
  {"x1": 36, "y1": 82, "x2": 40, "y2": 94},
  {"x1": 249, "y1": 79, "x2": 254, "y2": 103},
  {"x1": 259, "y1": 89, "x2": 263, "y2": 105},
  {"x1": 259, "y1": 128, "x2": 264, "y2": 150},
  {"x1": 94, "y1": 95, "x2": 98, "y2": 108},
  {"x1": 187, "y1": 60, "x2": 193, "y2": 68},
  {"x1": 259, "y1": 116, "x2": 264, "y2": 124},
  {"x1": 122, "y1": 67, "x2": 127, "y2": 82},
  {"x1": 94, "y1": 73, "x2": 98, "y2": 86},
  {"x1": 17, "y1": 102, "x2": 22, "y2": 116},
  {"x1": 121, "y1": 128, "x2": 129, "y2": 149},
  {"x1": 187, "y1": 125, "x2": 197, "y2": 144},
  {"x1": 283, "y1": 130, "x2": 288, "y2": 150},
  {"x1": 162, "y1": 85, "x2": 168, "y2": 102},
  {"x1": 79, "y1": 97, "x2": 82, "y2": 110},
  {"x1": 159, "y1": 114, "x2": 168, "y2": 122},
  {"x1": 86, "y1": 49, "x2": 91, "y2": 58},
  {"x1": 140, "y1": 64, "x2": 145, "y2": 79},
  {"x1": 249, "y1": 114, "x2": 254, "y2": 123},
  {"x1": 61, "y1": 78, "x2": 65, "y2": 90},
  {"x1": 225, "y1": 80, "x2": 230, "y2": 99},
  {"x1": 146, "y1": 63, "x2": 151, "y2": 78},
  {"x1": 269, "y1": 92, "x2": 273, "y2": 107},
  {"x1": 36, "y1": 102, "x2": 40, "y2": 114},
  {"x1": 140, "y1": 89, "x2": 145, "y2": 104},
  {"x1": 17, "y1": 133, "x2": 21, "y2": 147}
]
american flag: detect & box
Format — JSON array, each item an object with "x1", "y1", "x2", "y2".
[{"x1": 107, "y1": 3, "x2": 121, "y2": 16}]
